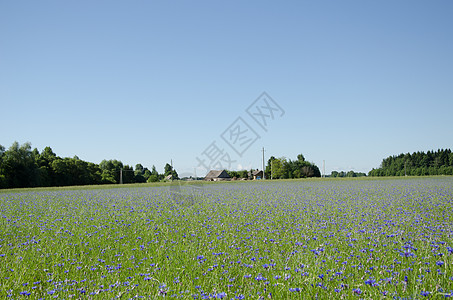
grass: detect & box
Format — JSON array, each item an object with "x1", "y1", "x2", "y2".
[{"x1": 0, "y1": 177, "x2": 452, "y2": 299}]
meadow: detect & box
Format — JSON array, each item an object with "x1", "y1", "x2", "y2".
[{"x1": 0, "y1": 177, "x2": 452, "y2": 299}]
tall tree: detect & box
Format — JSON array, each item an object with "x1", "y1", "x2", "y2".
[
  {"x1": 36, "y1": 147, "x2": 57, "y2": 186},
  {"x1": 147, "y1": 165, "x2": 159, "y2": 182},
  {"x1": 271, "y1": 157, "x2": 286, "y2": 179},
  {"x1": 135, "y1": 164, "x2": 144, "y2": 174},
  {"x1": 164, "y1": 163, "x2": 173, "y2": 176},
  {"x1": 1, "y1": 142, "x2": 38, "y2": 188},
  {"x1": 265, "y1": 156, "x2": 276, "y2": 179},
  {"x1": 122, "y1": 165, "x2": 135, "y2": 183},
  {"x1": 99, "y1": 159, "x2": 123, "y2": 184},
  {"x1": 163, "y1": 163, "x2": 179, "y2": 180}
]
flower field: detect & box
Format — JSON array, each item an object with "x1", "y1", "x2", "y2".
[{"x1": 1, "y1": 178, "x2": 452, "y2": 299}]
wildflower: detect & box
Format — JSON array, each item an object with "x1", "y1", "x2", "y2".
[
  {"x1": 352, "y1": 288, "x2": 362, "y2": 295},
  {"x1": 159, "y1": 283, "x2": 168, "y2": 296},
  {"x1": 255, "y1": 274, "x2": 266, "y2": 281}
]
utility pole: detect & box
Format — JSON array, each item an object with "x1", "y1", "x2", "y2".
[
  {"x1": 120, "y1": 168, "x2": 123, "y2": 184},
  {"x1": 404, "y1": 161, "x2": 407, "y2": 176},
  {"x1": 262, "y1": 147, "x2": 265, "y2": 180},
  {"x1": 323, "y1": 160, "x2": 325, "y2": 178}
]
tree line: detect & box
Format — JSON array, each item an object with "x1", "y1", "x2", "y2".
[
  {"x1": 368, "y1": 149, "x2": 453, "y2": 176},
  {"x1": 264, "y1": 154, "x2": 321, "y2": 179},
  {"x1": 223, "y1": 154, "x2": 321, "y2": 180},
  {"x1": 330, "y1": 171, "x2": 367, "y2": 178},
  {"x1": 226, "y1": 170, "x2": 250, "y2": 179},
  {"x1": 0, "y1": 142, "x2": 178, "y2": 189}
]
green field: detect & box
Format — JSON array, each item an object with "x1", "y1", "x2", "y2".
[{"x1": 1, "y1": 177, "x2": 452, "y2": 299}]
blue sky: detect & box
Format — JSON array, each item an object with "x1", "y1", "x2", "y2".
[{"x1": 1, "y1": 1, "x2": 452, "y2": 176}]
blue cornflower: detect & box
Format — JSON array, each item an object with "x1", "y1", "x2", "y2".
[
  {"x1": 353, "y1": 288, "x2": 362, "y2": 295},
  {"x1": 255, "y1": 274, "x2": 266, "y2": 281}
]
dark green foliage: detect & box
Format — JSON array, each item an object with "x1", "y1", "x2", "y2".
[
  {"x1": 0, "y1": 142, "x2": 171, "y2": 189},
  {"x1": 147, "y1": 165, "x2": 160, "y2": 182},
  {"x1": 134, "y1": 164, "x2": 147, "y2": 183},
  {"x1": 369, "y1": 149, "x2": 453, "y2": 176},
  {"x1": 226, "y1": 170, "x2": 240, "y2": 178},
  {"x1": 330, "y1": 170, "x2": 367, "y2": 177},
  {"x1": 100, "y1": 159, "x2": 123, "y2": 184},
  {"x1": 239, "y1": 170, "x2": 248, "y2": 179},
  {"x1": 0, "y1": 142, "x2": 38, "y2": 188},
  {"x1": 163, "y1": 163, "x2": 179, "y2": 180},
  {"x1": 122, "y1": 165, "x2": 135, "y2": 184},
  {"x1": 226, "y1": 170, "x2": 248, "y2": 179},
  {"x1": 264, "y1": 154, "x2": 321, "y2": 179},
  {"x1": 0, "y1": 145, "x2": 6, "y2": 188}
]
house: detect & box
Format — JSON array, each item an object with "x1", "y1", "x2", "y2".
[
  {"x1": 248, "y1": 170, "x2": 263, "y2": 180},
  {"x1": 204, "y1": 170, "x2": 231, "y2": 181}
]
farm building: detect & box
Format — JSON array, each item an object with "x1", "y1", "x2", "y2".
[
  {"x1": 248, "y1": 170, "x2": 263, "y2": 180},
  {"x1": 204, "y1": 170, "x2": 231, "y2": 181}
]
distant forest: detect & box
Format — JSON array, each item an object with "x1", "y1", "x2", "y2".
[
  {"x1": 0, "y1": 142, "x2": 322, "y2": 189},
  {"x1": 368, "y1": 149, "x2": 453, "y2": 176},
  {"x1": 2, "y1": 142, "x2": 452, "y2": 189},
  {"x1": 0, "y1": 142, "x2": 178, "y2": 189}
]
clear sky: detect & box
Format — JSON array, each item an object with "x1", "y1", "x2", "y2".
[{"x1": 1, "y1": 1, "x2": 452, "y2": 176}]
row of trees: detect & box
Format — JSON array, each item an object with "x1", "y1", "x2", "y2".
[
  {"x1": 369, "y1": 149, "x2": 453, "y2": 176},
  {"x1": 264, "y1": 154, "x2": 321, "y2": 179},
  {"x1": 330, "y1": 170, "x2": 367, "y2": 178},
  {"x1": 0, "y1": 142, "x2": 178, "y2": 189},
  {"x1": 226, "y1": 170, "x2": 249, "y2": 179}
]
